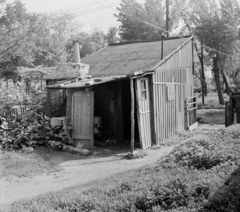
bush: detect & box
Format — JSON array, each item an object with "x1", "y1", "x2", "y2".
[
  {"x1": 5, "y1": 125, "x2": 240, "y2": 212},
  {"x1": 0, "y1": 111, "x2": 73, "y2": 151},
  {"x1": 165, "y1": 138, "x2": 235, "y2": 170}
]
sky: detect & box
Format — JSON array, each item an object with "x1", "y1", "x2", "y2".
[{"x1": 14, "y1": 0, "x2": 145, "y2": 32}]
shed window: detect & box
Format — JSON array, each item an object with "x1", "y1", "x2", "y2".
[{"x1": 141, "y1": 80, "x2": 147, "y2": 99}]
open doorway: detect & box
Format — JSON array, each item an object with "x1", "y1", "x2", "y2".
[
  {"x1": 121, "y1": 79, "x2": 140, "y2": 148},
  {"x1": 93, "y1": 79, "x2": 140, "y2": 150}
]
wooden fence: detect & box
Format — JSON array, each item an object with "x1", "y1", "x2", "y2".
[
  {"x1": 0, "y1": 105, "x2": 27, "y2": 118},
  {"x1": 185, "y1": 96, "x2": 197, "y2": 130}
]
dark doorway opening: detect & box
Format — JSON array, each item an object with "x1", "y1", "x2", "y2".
[{"x1": 121, "y1": 79, "x2": 140, "y2": 148}]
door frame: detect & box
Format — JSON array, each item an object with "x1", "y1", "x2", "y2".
[{"x1": 135, "y1": 77, "x2": 152, "y2": 149}]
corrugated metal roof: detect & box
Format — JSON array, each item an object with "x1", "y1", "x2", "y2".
[
  {"x1": 81, "y1": 36, "x2": 192, "y2": 77},
  {"x1": 48, "y1": 75, "x2": 126, "y2": 89}
]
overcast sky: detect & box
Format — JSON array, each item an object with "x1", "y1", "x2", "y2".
[{"x1": 15, "y1": 0, "x2": 145, "y2": 32}]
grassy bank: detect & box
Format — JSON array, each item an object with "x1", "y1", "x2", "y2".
[{"x1": 3, "y1": 125, "x2": 240, "y2": 212}]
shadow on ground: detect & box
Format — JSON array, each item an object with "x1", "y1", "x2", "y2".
[
  {"x1": 34, "y1": 141, "x2": 135, "y2": 166},
  {"x1": 200, "y1": 166, "x2": 240, "y2": 212}
]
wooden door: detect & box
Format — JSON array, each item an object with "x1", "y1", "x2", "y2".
[
  {"x1": 72, "y1": 91, "x2": 94, "y2": 150},
  {"x1": 136, "y1": 78, "x2": 152, "y2": 149}
]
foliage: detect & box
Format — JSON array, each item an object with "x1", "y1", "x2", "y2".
[
  {"x1": 175, "y1": 0, "x2": 240, "y2": 103},
  {"x1": 5, "y1": 125, "x2": 240, "y2": 212},
  {"x1": 106, "y1": 26, "x2": 119, "y2": 44},
  {"x1": 0, "y1": 109, "x2": 73, "y2": 151},
  {"x1": 32, "y1": 13, "x2": 83, "y2": 67},
  {"x1": 0, "y1": 1, "x2": 85, "y2": 81},
  {"x1": 0, "y1": 84, "x2": 72, "y2": 151},
  {"x1": 0, "y1": 80, "x2": 30, "y2": 107},
  {"x1": 115, "y1": 0, "x2": 167, "y2": 41},
  {"x1": 66, "y1": 26, "x2": 108, "y2": 60},
  {"x1": 0, "y1": 0, "x2": 43, "y2": 79}
]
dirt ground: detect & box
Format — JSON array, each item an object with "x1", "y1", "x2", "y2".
[
  {"x1": 0, "y1": 145, "x2": 174, "y2": 205},
  {"x1": 0, "y1": 124, "x2": 226, "y2": 206}
]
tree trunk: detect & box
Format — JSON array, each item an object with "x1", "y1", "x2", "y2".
[
  {"x1": 200, "y1": 42, "x2": 207, "y2": 96},
  {"x1": 222, "y1": 70, "x2": 231, "y2": 95},
  {"x1": 213, "y1": 57, "x2": 224, "y2": 105}
]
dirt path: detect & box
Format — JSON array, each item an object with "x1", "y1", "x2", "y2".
[
  {"x1": 0, "y1": 146, "x2": 175, "y2": 205},
  {"x1": 0, "y1": 125, "x2": 225, "y2": 205}
]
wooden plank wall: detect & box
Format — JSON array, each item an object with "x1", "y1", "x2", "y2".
[
  {"x1": 47, "y1": 80, "x2": 67, "y2": 116},
  {"x1": 153, "y1": 40, "x2": 194, "y2": 143}
]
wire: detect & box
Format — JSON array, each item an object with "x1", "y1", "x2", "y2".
[
  {"x1": 201, "y1": 45, "x2": 233, "y2": 58},
  {"x1": 165, "y1": 0, "x2": 234, "y2": 58},
  {"x1": 46, "y1": 2, "x2": 120, "y2": 25},
  {"x1": 46, "y1": 0, "x2": 115, "y2": 20},
  {"x1": 90, "y1": 0, "x2": 169, "y2": 33}
]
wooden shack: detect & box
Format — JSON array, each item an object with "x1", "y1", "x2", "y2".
[
  {"x1": 48, "y1": 36, "x2": 197, "y2": 150},
  {"x1": 45, "y1": 62, "x2": 91, "y2": 116}
]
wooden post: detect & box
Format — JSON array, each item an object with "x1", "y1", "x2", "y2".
[
  {"x1": 166, "y1": 0, "x2": 169, "y2": 37},
  {"x1": 161, "y1": 35, "x2": 164, "y2": 60},
  {"x1": 201, "y1": 41, "x2": 205, "y2": 105},
  {"x1": 130, "y1": 78, "x2": 135, "y2": 153},
  {"x1": 47, "y1": 90, "x2": 51, "y2": 117}
]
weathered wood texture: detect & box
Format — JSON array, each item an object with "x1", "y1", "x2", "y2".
[
  {"x1": 136, "y1": 77, "x2": 152, "y2": 149},
  {"x1": 71, "y1": 91, "x2": 94, "y2": 149},
  {"x1": 46, "y1": 80, "x2": 67, "y2": 117},
  {"x1": 130, "y1": 78, "x2": 135, "y2": 152},
  {"x1": 66, "y1": 90, "x2": 73, "y2": 117},
  {"x1": 186, "y1": 96, "x2": 197, "y2": 130},
  {"x1": 153, "y1": 39, "x2": 194, "y2": 143}
]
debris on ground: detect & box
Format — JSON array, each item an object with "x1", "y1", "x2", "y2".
[{"x1": 62, "y1": 145, "x2": 92, "y2": 156}]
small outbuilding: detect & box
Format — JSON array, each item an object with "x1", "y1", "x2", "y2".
[{"x1": 48, "y1": 36, "x2": 197, "y2": 150}]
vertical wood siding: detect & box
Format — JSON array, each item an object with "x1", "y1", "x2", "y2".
[
  {"x1": 153, "y1": 40, "x2": 194, "y2": 143},
  {"x1": 47, "y1": 80, "x2": 67, "y2": 116}
]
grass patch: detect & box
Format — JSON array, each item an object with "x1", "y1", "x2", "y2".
[
  {"x1": 0, "y1": 149, "x2": 61, "y2": 179},
  {"x1": 151, "y1": 131, "x2": 195, "y2": 150},
  {"x1": 197, "y1": 109, "x2": 225, "y2": 125},
  {"x1": 197, "y1": 92, "x2": 229, "y2": 109},
  {"x1": 3, "y1": 125, "x2": 240, "y2": 212}
]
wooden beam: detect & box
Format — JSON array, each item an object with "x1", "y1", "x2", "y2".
[
  {"x1": 46, "y1": 91, "x2": 51, "y2": 117},
  {"x1": 149, "y1": 76, "x2": 157, "y2": 145},
  {"x1": 130, "y1": 78, "x2": 135, "y2": 153}
]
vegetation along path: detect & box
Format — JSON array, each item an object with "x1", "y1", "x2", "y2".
[
  {"x1": 0, "y1": 124, "x2": 224, "y2": 207},
  {"x1": 0, "y1": 145, "x2": 176, "y2": 205}
]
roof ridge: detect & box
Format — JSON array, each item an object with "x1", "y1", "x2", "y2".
[{"x1": 109, "y1": 35, "x2": 192, "y2": 46}]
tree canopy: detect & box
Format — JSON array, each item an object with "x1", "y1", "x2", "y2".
[
  {"x1": 0, "y1": 0, "x2": 108, "y2": 81},
  {"x1": 0, "y1": 0, "x2": 42, "y2": 79},
  {"x1": 115, "y1": 0, "x2": 167, "y2": 41}
]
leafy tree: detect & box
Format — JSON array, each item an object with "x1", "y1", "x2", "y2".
[
  {"x1": 115, "y1": 0, "x2": 167, "y2": 41},
  {"x1": 106, "y1": 27, "x2": 119, "y2": 44},
  {"x1": 66, "y1": 27, "x2": 107, "y2": 61},
  {"x1": 175, "y1": 0, "x2": 240, "y2": 104},
  {"x1": 32, "y1": 13, "x2": 83, "y2": 67},
  {"x1": 0, "y1": 0, "x2": 42, "y2": 80}
]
